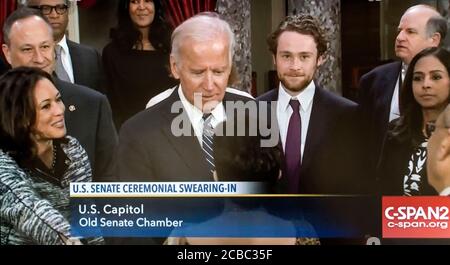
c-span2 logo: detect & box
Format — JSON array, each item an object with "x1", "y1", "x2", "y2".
[{"x1": 382, "y1": 196, "x2": 450, "y2": 238}]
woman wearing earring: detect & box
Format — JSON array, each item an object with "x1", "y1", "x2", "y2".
[
  {"x1": 0, "y1": 67, "x2": 98, "y2": 245},
  {"x1": 378, "y1": 47, "x2": 450, "y2": 196},
  {"x1": 103, "y1": 0, "x2": 176, "y2": 128}
]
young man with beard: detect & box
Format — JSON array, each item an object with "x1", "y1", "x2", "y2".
[{"x1": 257, "y1": 14, "x2": 363, "y2": 195}]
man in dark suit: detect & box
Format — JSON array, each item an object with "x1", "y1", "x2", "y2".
[
  {"x1": 117, "y1": 14, "x2": 253, "y2": 182},
  {"x1": 2, "y1": 8, "x2": 118, "y2": 181},
  {"x1": 358, "y1": 5, "x2": 446, "y2": 175},
  {"x1": 257, "y1": 14, "x2": 361, "y2": 195},
  {"x1": 114, "y1": 14, "x2": 254, "y2": 245},
  {"x1": 0, "y1": 56, "x2": 10, "y2": 76},
  {"x1": 25, "y1": 0, "x2": 105, "y2": 93},
  {"x1": 427, "y1": 104, "x2": 450, "y2": 196}
]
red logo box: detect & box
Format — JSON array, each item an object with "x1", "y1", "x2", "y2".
[{"x1": 382, "y1": 196, "x2": 450, "y2": 238}]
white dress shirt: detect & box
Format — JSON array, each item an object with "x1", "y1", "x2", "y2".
[
  {"x1": 178, "y1": 86, "x2": 226, "y2": 147},
  {"x1": 146, "y1": 87, "x2": 254, "y2": 109},
  {"x1": 389, "y1": 63, "x2": 407, "y2": 122},
  {"x1": 440, "y1": 187, "x2": 450, "y2": 196},
  {"x1": 277, "y1": 81, "x2": 315, "y2": 160},
  {"x1": 57, "y1": 35, "x2": 75, "y2": 83}
]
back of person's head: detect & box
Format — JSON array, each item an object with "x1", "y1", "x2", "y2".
[
  {"x1": 0, "y1": 66, "x2": 54, "y2": 164},
  {"x1": 2, "y1": 7, "x2": 48, "y2": 46},
  {"x1": 111, "y1": 0, "x2": 171, "y2": 52},
  {"x1": 427, "y1": 103, "x2": 450, "y2": 193},
  {"x1": 171, "y1": 13, "x2": 235, "y2": 65},
  {"x1": 213, "y1": 117, "x2": 280, "y2": 210},
  {"x1": 391, "y1": 47, "x2": 450, "y2": 145},
  {"x1": 267, "y1": 13, "x2": 327, "y2": 57},
  {"x1": 213, "y1": 118, "x2": 281, "y2": 184}
]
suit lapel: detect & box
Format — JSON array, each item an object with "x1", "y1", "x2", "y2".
[
  {"x1": 379, "y1": 62, "x2": 402, "y2": 129},
  {"x1": 54, "y1": 78, "x2": 77, "y2": 122},
  {"x1": 160, "y1": 89, "x2": 211, "y2": 180},
  {"x1": 301, "y1": 86, "x2": 329, "y2": 174},
  {"x1": 259, "y1": 90, "x2": 292, "y2": 191},
  {"x1": 67, "y1": 40, "x2": 81, "y2": 84}
]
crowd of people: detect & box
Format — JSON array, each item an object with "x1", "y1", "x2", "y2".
[{"x1": 0, "y1": 0, "x2": 449, "y2": 245}]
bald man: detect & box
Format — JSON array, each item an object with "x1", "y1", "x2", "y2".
[{"x1": 358, "y1": 5, "x2": 447, "y2": 190}]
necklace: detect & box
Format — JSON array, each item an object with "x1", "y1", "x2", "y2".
[{"x1": 51, "y1": 141, "x2": 57, "y2": 171}]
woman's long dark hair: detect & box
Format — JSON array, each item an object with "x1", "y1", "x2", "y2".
[
  {"x1": 111, "y1": 0, "x2": 172, "y2": 53},
  {"x1": 389, "y1": 47, "x2": 450, "y2": 147},
  {"x1": 0, "y1": 67, "x2": 55, "y2": 165}
]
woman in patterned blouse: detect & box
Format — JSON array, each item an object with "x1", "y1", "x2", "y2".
[
  {"x1": 0, "y1": 67, "x2": 96, "y2": 245},
  {"x1": 378, "y1": 47, "x2": 450, "y2": 196}
]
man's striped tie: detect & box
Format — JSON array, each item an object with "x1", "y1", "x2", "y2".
[{"x1": 202, "y1": 114, "x2": 215, "y2": 174}]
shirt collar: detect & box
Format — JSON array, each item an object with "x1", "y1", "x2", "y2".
[
  {"x1": 440, "y1": 186, "x2": 450, "y2": 196},
  {"x1": 401, "y1": 62, "x2": 408, "y2": 79},
  {"x1": 177, "y1": 85, "x2": 225, "y2": 127},
  {"x1": 278, "y1": 80, "x2": 315, "y2": 112},
  {"x1": 402, "y1": 62, "x2": 408, "y2": 72},
  {"x1": 57, "y1": 35, "x2": 69, "y2": 55}
]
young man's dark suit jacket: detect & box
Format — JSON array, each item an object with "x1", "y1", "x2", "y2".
[
  {"x1": 257, "y1": 85, "x2": 364, "y2": 195},
  {"x1": 358, "y1": 61, "x2": 402, "y2": 176},
  {"x1": 116, "y1": 87, "x2": 254, "y2": 182},
  {"x1": 67, "y1": 40, "x2": 105, "y2": 94},
  {"x1": 54, "y1": 78, "x2": 118, "y2": 182}
]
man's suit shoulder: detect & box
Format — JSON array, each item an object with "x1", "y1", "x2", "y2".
[
  {"x1": 127, "y1": 102, "x2": 166, "y2": 124},
  {"x1": 224, "y1": 91, "x2": 255, "y2": 102},
  {"x1": 67, "y1": 40, "x2": 99, "y2": 56},
  {"x1": 120, "y1": 94, "x2": 175, "y2": 139},
  {"x1": 256, "y1": 89, "x2": 277, "y2": 102},
  {"x1": 318, "y1": 87, "x2": 357, "y2": 110},
  {"x1": 56, "y1": 79, "x2": 106, "y2": 102},
  {"x1": 102, "y1": 41, "x2": 118, "y2": 54},
  {"x1": 360, "y1": 61, "x2": 401, "y2": 82}
]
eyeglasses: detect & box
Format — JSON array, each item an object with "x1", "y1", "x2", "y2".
[
  {"x1": 30, "y1": 4, "x2": 69, "y2": 15},
  {"x1": 426, "y1": 121, "x2": 448, "y2": 138}
]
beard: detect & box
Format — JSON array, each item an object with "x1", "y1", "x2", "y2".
[{"x1": 278, "y1": 74, "x2": 313, "y2": 94}]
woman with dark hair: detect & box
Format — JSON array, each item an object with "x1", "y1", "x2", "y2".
[
  {"x1": 103, "y1": 0, "x2": 176, "y2": 128},
  {"x1": 378, "y1": 47, "x2": 450, "y2": 196},
  {"x1": 0, "y1": 67, "x2": 98, "y2": 245}
]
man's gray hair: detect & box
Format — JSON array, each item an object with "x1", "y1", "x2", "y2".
[
  {"x1": 171, "y1": 13, "x2": 235, "y2": 65},
  {"x1": 404, "y1": 4, "x2": 447, "y2": 46},
  {"x1": 426, "y1": 16, "x2": 447, "y2": 46}
]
